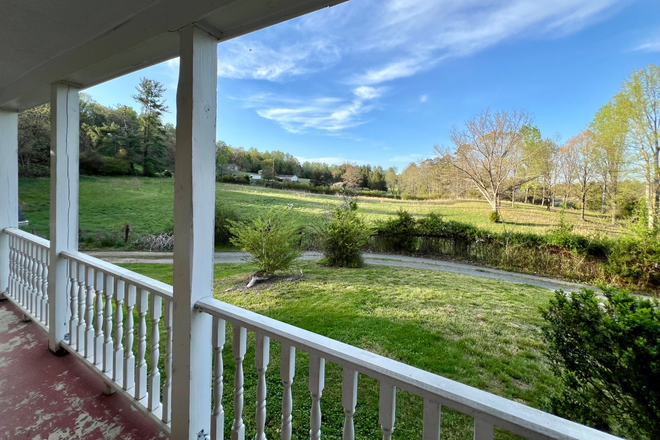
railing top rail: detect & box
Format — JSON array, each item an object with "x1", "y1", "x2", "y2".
[
  {"x1": 196, "y1": 296, "x2": 620, "y2": 440},
  {"x1": 62, "y1": 250, "x2": 173, "y2": 300},
  {"x1": 3, "y1": 227, "x2": 50, "y2": 249}
]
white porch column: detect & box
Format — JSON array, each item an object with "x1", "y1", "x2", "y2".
[
  {"x1": 171, "y1": 25, "x2": 218, "y2": 439},
  {"x1": 0, "y1": 109, "x2": 19, "y2": 299},
  {"x1": 48, "y1": 83, "x2": 80, "y2": 353}
]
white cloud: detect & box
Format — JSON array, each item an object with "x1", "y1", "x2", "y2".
[
  {"x1": 241, "y1": 85, "x2": 384, "y2": 134},
  {"x1": 389, "y1": 153, "x2": 423, "y2": 162},
  {"x1": 217, "y1": 40, "x2": 341, "y2": 81},
  {"x1": 633, "y1": 37, "x2": 660, "y2": 52},
  {"x1": 354, "y1": 86, "x2": 384, "y2": 99},
  {"x1": 420, "y1": 94, "x2": 429, "y2": 103},
  {"x1": 338, "y1": 0, "x2": 625, "y2": 84}
]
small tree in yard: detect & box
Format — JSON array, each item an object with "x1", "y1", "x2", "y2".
[
  {"x1": 540, "y1": 288, "x2": 660, "y2": 439},
  {"x1": 229, "y1": 208, "x2": 301, "y2": 282},
  {"x1": 320, "y1": 199, "x2": 371, "y2": 268}
]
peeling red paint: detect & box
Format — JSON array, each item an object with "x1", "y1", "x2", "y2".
[{"x1": 0, "y1": 301, "x2": 165, "y2": 440}]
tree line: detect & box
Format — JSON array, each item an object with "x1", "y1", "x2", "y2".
[
  {"x1": 16, "y1": 64, "x2": 659, "y2": 227},
  {"x1": 18, "y1": 78, "x2": 176, "y2": 178}
]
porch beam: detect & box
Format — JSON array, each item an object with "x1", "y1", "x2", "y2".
[
  {"x1": 0, "y1": 109, "x2": 19, "y2": 299},
  {"x1": 171, "y1": 25, "x2": 218, "y2": 439},
  {"x1": 48, "y1": 83, "x2": 80, "y2": 353}
]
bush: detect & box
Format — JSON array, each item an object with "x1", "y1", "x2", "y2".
[
  {"x1": 488, "y1": 211, "x2": 501, "y2": 223},
  {"x1": 80, "y1": 153, "x2": 104, "y2": 175},
  {"x1": 605, "y1": 202, "x2": 660, "y2": 287},
  {"x1": 229, "y1": 208, "x2": 301, "y2": 275},
  {"x1": 99, "y1": 157, "x2": 130, "y2": 176},
  {"x1": 320, "y1": 199, "x2": 371, "y2": 268},
  {"x1": 540, "y1": 288, "x2": 660, "y2": 439},
  {"x1": 376, "y1": 209, "x2": 417, "y2": 252},
  {"x1": 214, "y1": 205, "x2": 240, "y2": 246}
]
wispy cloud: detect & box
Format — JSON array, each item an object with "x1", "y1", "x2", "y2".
[
  {"x1": 217, "y1": 40, "x2": 341, "y2": 81},
  {"x1": 243, "y1": 86, "x2": 385, "y2": 134},
  {"x1": 346, "y1": 0, "x2": 625, "y2": 84},
  {"x1": 633, "y1": 37, "x2": 660, "y2": 52},
  {"x1": 389, "y1": 153, "x2": 423, "y2": 163},
  {"x1": 420, "y1": 94, "x2": 429, "y2": 103}
]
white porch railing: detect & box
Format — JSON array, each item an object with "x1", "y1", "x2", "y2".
[
  {"x1": 6, "y1": 228, "x2": 50, "y2": 329},
  {"x1": 2, "y1": 229, "x2": 621, "y2": 440}
]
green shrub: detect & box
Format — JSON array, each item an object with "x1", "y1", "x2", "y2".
[
  {"x1": 99, "y1": 157, "x2": 130, "y2": 176},
  {"x1": 320, "y1": 199, "x2": 371, "y2": 268},
  {"x1": 214, "y1": 205, "x2": 240, "y2": 246},
  {"x1": 488, "y1": 211, "x2": 501, "y2": 223},
  {"x1": 80, "y1": 152, "x2": 104, "y2": 175},
  {"x1": 605, "y1": 201, "x2": 660, "y2": 287},
  {"x1": 540, "y1": 288, "x2": 660, "y2": 439},
  {"x1": 228, "y1": 208, "x2": 301, "y2": 275},
  {"x1": 377, "y1": 209, "x2": 417, "y2": 252}
]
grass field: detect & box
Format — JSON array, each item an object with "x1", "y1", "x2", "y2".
[
  {"x1": 121, "y1": 261, "x2": 558, "y2": 440},
  {"x1": 19, "y1": 177, "x2": 621, "y2": 243}
]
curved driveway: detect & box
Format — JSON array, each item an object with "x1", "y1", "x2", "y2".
[{"x1": 87, "y1": 251, "x2": 596, "y2": 293}]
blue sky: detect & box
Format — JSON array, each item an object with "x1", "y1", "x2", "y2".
[{"x1": 87, "y1": 0, "x2": 660, "y2": 171}]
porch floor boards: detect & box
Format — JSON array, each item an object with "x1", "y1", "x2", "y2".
[{"x1": 0, "y1": 300, "x2": 165, "y2": 440}]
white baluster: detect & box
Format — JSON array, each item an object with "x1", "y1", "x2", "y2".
[
  {"x1": 379, "y1": 383, "x2": 396, "y2": 440},
  {"x1": 148, "y1": 294, "x2": 162, "y2": 412},
  {"x1": 43, "y1": 250, "x2": 50, "y2": 326},
  {"x1": 232, "y1": 326, "x2": 247, "y2": 440},
  {"x1": 255, "y1": 333, "x2": 270, "y2": 440},
  {"x1": 113, "y1": 278, "x2": 125, "y2": 384},
  {"x1": 8, "y1": 235, "x2": 15, "y2": 297},
  {"x1": 94, "y1": 271, "x2": 105, "y2": 366},
  {"x1": 68, "y1": 259, "x2": 78, "y2": 348},
  {"x1": 280, "y1": 344, "x2": 295, "y2": 440},
  {"x1": 342, "y1": 368, "x2": 358, "y2": 440},
  {"x1": 77, "y1": 262, "x2": 86, "y2": 352},
  {"x1": 103, "y1": 275, "x2": 114, "y2": 374},
  {"x1": 136, "y1": 289, "x2": 149, "y2": 402},
  {"x1": 24, "y1": 241, "x2": 32, "y2": 310},
  {"x1": 473, "y1": 419, "x2": 494, "y2": 440},
  {"x1": 309, "y1": 355, "x2": 325, "y2": 440},
  {"x1": 211, "y1": 317, "x2": 226, "y2": 440},
  {"x1": 29, "y1": 243, "x2": 38, "y2": 316},
  {"x1": 31, "y1": 243, "x2": 39, "y2": 316},
  {"x1": 422, "y1": 399, "x2": 441, "y2": 440},
  {"x1": 85, "y1": 266, "x2": 95, "y2": 360},
  {"x1": 40, "y1": 247, "x2": 48, "y2": 323},
  {"x1": 17, "y1": 238, "x2": 25, "y2": 304},
  {"x1": 162, "y1": 299, "x2": 174, "y2": 424},
  {"x1": 123, "y1": 284, "x2": 136, "y2": 392}
]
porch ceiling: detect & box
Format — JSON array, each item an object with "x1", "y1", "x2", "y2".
[{"x1": 0, "y1": 0, "x2": 346, "y2": 112}]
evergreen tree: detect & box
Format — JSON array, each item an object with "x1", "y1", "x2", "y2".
[{"x1": 132, "y1": 78, "x2": 168, "y2": 176}]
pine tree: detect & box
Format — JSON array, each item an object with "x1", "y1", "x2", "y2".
[{"x1": 132, "y1": 78, "x2": 168, "y2": 176}]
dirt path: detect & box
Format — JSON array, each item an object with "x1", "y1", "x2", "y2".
[{"x1": 87, "y1": 251, "x2": 597, "y2": 293}]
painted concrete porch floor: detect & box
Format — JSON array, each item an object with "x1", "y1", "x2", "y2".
[{"x1": 0, "y1": 300, "x2": 165, "y2": 440}]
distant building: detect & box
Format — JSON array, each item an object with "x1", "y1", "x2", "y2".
[
  {"x1": 277, "y1": 175, "x2": 298, "y2": 182},
  {"x1": 250, "y1": 174, "x2": 262, "y2": 180}
]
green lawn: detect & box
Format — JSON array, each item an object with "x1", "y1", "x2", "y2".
[
  {"x1": 19, "y1": 177, "x2": 621, "y2": 244},
  {"x1": 123, "y1": 261, "x2": 558, "y2": 440}
]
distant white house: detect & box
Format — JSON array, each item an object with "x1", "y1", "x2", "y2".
[
  {"x1": 277, "y1": 175, "x2": 298, "y2": 182},
  {"x1": 249, "y1": 173, "x2": 261, "y2": 180}
]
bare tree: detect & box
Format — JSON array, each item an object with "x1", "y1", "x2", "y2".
[
  {"x1": 564, "y1": 130, "x2": 598, "y2": 220},
  {"x1": 436, "y1": 109, "x2": 533, "y2": 214}
]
